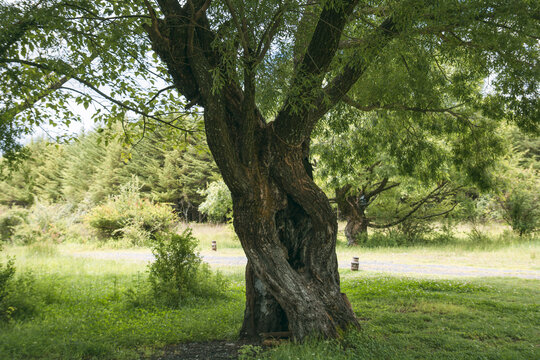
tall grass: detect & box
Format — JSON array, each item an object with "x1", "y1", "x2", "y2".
[{"x1": 187, "y1": 223, "x2": 243, "y2": 251}]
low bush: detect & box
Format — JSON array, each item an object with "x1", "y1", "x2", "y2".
[
  {"x1": 1, "y1": 243, "x2": 36, "y2": 322},
  {"x1": 357, "y1": 223, "x2": 459, "y2": 248},
  {"x1": 86, "y1": 178, "x2": 177, "y2": 244},
  {"x1": 198, "y1": 180, "x2": 232, "y2": 223},
  {"x1": 0, "y1": 208, "x2": 28, "y2": 242},
  {"x1": 0, "y1": 270, "x2": 38, "y2": 322},
  {"x1": 395, "y1": 219, "x2": 433, "y2": 243},
  {"x1": 0, "y1": 257, "x2": 15, "y2": 312},
  {"x1": 357, "y1": 228, "x2": 430, "y2": 248},
  {"x1": 499, "y1": 187, "x2": 539, "y2": 236},
  {"x1": 0, "y1": 202, "x2": 85, "y2": 245},
  {"x1": 148, "y1": 229, "x2": 228, "y2": 307}
]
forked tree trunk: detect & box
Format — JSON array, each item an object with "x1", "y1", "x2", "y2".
[
  {"x1": 143, "y1": 0, "x2": 396, "y2": 340},
  {"x1": 229, "y1": 139, "x2": 359, "y2": 339}
]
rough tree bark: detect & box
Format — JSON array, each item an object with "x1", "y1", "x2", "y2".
[{"x1": 142, "y1": 0, "x2": 397, "y2": 340}]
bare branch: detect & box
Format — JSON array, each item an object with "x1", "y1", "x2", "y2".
[
  {"x1": 145, "y1": 85, "x2": 175, "y2": 105},
  {"x1": 369, "y1": 181, "x2": 451, "y2": 229}
]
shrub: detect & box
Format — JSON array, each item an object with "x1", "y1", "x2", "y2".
[
  {"x1": 1, "y1": 202, "x2": 80, "y2": 245},
  {"x1": 456, "y1": 194, "x2": 502, "y2": 224},
  {"x1": 499, "y1": 188, "x2": 539, "y2": 236},
  {"x1": 0, "y1": 257, "x2": 15, "y2": 307},
  {"x1": 395, "y1": 219, "x2": 432, "y2": 243},
  {"x1": 466, "y1": 228, "x2": 492, "y2": 244},
  {"x1": 198, "y1": 180, "x2": 232, "y2": 222},
  {"x1": 148, "y1": 229, "x2": 227, "y2": 307},
  {"x1": 148, "y1": 229, "x2": 200, "y2": 303},
  {"x1": 0, "y1": 208, "x2": 28, "y2": 242},
  {"x1": 357, "y1": 222, "x2": 458, "y2": 248},
  {"x1": 430, "y1": 222, "x2": 459, "y2": 245},
  {"x1": 86, "y1": 177, "x2": 177, "y2": 244},
  {"x1": 358, "y1": 231, "x2": 401, "y2": 248},
  {"x1": 0, "y1": 241, "x2": 23, "y2": 322},
  {"x1": 0, "y1": 268, "x2": 37, "y2": 322}
]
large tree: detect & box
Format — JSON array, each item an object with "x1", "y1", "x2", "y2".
[
  {"x1": 313, "y1": 108, "x2": 503, "y2": 245},
  {"x1": 1, "y1": 0, "x2": 538, "y2": 340}
]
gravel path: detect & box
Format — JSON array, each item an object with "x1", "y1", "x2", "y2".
[{"x1": 70, "y1": 251, "x2": 540, "y2": 279}]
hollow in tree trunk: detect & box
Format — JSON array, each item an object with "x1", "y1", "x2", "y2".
[{"x1": 229, "y1": 139, "x2": 359, "y2": 339}]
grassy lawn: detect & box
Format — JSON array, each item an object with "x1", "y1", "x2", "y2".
[
  {"x1": 1, "y1": 226, "x2": 539, "y2": 359},
  {"x1": 0, "y1": 252, "x2": 245, "y2": 359}
]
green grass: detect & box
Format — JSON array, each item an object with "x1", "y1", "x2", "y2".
[
  {"x1": 258, "y1": 275, "x2": 540, "y2": 359},
  {"x1": 1, "y1": 229, "x2": 539, "y2": 359},
  {"x1": 0, "y1": 253, "x2": 244, "y2": 359}
]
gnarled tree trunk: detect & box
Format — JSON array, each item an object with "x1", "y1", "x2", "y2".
[
  {"x1": 230, "y1": 138, "x2": 358, "y2": 339},
  {"x1": 335, "y1": 186, "x2": 370, "y2": 246},
  {"x1": 344, "y1": 215, "x2": 369, "y2": 246},
  {"x1": 143, "y1": 0, "x2": 397, "y2": 340}
]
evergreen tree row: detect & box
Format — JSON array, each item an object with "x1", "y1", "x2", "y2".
[{"x1": 0, "y1": 123, "x2": 220, "y2": 222}]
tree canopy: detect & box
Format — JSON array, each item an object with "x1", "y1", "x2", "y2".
[{"x1": 1, "y1": 0, "x2": 538, "y2": 153}]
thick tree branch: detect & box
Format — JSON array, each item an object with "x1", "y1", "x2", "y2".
[
  {"x1": 308, "y1": 17, "x2": 399, "y2": 122},
  {"x1": 193, "y1": 0, "x2": 212, "y2": 21},
  {"x1": 274, "y1": 15, "x2": 399, "y2": 147},
  {"x1": 292, "y1": 0, "x2": 318, "y2": 68},
  {"x1": 273, "y1": 0, "x2": 360, "y2": 145}
]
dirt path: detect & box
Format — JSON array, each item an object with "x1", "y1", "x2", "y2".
[{"x1": 69, "y1": 251, "x2": 540, "y2": 279}]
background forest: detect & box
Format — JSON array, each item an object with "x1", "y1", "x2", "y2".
[{"x1": 0, "y1": 119, "x2": 538, "y2": 248}]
